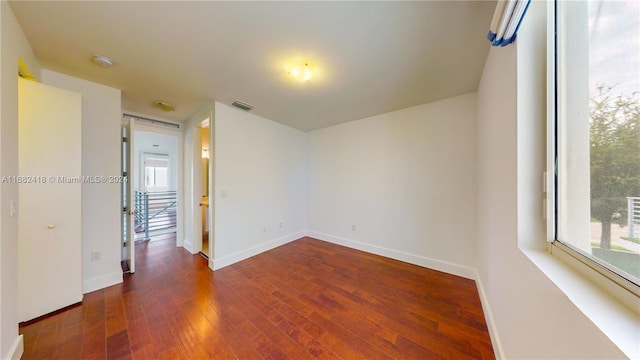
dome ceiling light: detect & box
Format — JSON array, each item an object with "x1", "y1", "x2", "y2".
[
  {"x1": 288, "y1": 60, "x2": 313, "y2": 82},
  {"x1": 151, "y1": 100, "x2": 176, "y2": 112},
  {"x1": 91, "y1": 54, "x2": 115, "y2": 68}
]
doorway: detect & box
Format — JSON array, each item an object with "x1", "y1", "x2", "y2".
[
  {"x1": 134, "y1": 132, "x2": 178, "y2": 241},
  {"x1": 121, "y1": 115, "x2": 184, "y2": 273},
  {"x1": 184, "y1": 109, "x2": 213, "y2": 267},
  {"x1": 199, "y1": 121, "x2": 211, "y2": 258}
]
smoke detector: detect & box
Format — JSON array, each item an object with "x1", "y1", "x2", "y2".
[{"x1": 91, "y1": 54, "x2": 115, "y2": 68}]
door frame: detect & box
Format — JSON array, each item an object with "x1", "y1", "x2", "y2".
[
  {"x1": 186, "y1": 121, "x2": 203, "y2": 254},
  {"x1": 127, "y1": 117, "x2": 185, "y2": 250},
  {"x1": 184, "y1": 107, "x2": 214, "y2": 268}
]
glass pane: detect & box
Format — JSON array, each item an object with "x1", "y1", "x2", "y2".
[
  {"x1": 145, "y1": 166, "x2": 155, "y2": 188},
  {"x1": 155, "y1": 167, "x2": 168, "y2": 189},
  {"x1": 558, "y1": 0, "x2": 640, "y2": 284},
  {"x1": 588, "y1": 0, "x2": 640, "y2": 282}
]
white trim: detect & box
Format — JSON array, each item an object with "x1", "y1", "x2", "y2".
[
  {"x1": 122, "y1": 110, "x2": 182, "y2": 129},
  {"x1": 191, "y1": 149, "x2": 203, "y2": 255},
  {"x1": 306, "y1": 231, "x2": 476, "y2": 280},
  {"x1": 545, "y1": 0, "x2": 556, "y2": 244},
  {"x1": 183, "y1": 239, "x2": 195, "y2": 254},
  {"x1": 82, "y1": 271, "x2": 123, "y2": 294},
  {"x1": 6, "y1": 335, "x2": 23, "y2": 360},
  {"x1": 211, "y1": 231, "x2": 305, "y2": 270},
  {"x1": 552, "y1": 242, "x2": 640, "y2": 300},
  {"x1": 473, "y1": 271, "x2": 504, "y2": 360}
]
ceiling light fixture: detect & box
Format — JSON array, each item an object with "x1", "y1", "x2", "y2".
[
  {"x1": 91, "y1": 54, "x2": 115, "y2": 68},
  {"x1": 151, "y1": 100, "x2": 176, "y2": 112},
  {"x1": 288, "y1": 61, "x2": 313, "y2": 82}
]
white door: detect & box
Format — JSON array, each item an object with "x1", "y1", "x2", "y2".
[{"x1": 18, "y1": 78, "x2": 82, "y2": 322}]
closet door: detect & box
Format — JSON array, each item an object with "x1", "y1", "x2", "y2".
[{"x1": 18, "y1": 78, "x2": 82, "y2": 322}]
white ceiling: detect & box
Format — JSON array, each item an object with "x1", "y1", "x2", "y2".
[{"x1": 9, "y1": 1, "x2": 495, "y2": 132}]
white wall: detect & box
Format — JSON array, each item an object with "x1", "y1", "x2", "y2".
[
  {"x1": 41, "y1": 69, "x2": 123, "y2": 294},
  {"x1": 307, "y1": 94, "x2": 478, "y2": 278},
  {"x1": 213, "y1": 102, "x2": 307, "y2": 269},
  {"x1": 475, "y1": 1, "x2": 626, "y2": 358},
  {"x1": 0, "y1": 1, "x2": 40, "y2": 359},
  {"x1": 0, "y1": 2, "x2": 41, "y2": 359}
]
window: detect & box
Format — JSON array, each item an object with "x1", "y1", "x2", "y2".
[
  {"x1": 554, "y1": 0, "x2": 640, "y2": 290},
  {"x1": 144, "y1": 156, "x2": 169, "y2": 192}
]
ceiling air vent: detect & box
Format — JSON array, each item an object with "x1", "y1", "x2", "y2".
[{"x1": 232, "y1": 100, "x2": 254, "y2": 111}]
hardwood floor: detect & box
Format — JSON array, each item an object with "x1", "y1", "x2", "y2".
[{"x1": 20, "y1": 236, "x2": 494, "y2": 359}]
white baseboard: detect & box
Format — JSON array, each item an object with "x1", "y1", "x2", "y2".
[
  {"x1": 306, "y1": 231, "x2": 476, "y2": 279},
  {"x1": 473, "y1": 270, "x2": 504, "y2": 360},
  {"x1": 211, "y1": 231, "x2": 305, "y2": 270},
  {"x1": 7, "y1": 334, "x2": 23, "y2": 360},
  {"x1": 183, "y1": 239, "x2": 195, "y2": 254},
  {"x1": 83, "y1": 271, "x2": 123, "y2": 294}
]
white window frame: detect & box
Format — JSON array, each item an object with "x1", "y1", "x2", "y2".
[
  {"x1": 547, "y1": 0, "x2": 640, "y2": 310},
  {"x1": 143, "y1": 155, "x2": 170, "y2": 192}
]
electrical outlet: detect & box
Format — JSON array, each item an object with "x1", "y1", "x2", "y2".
[
  {"x1": 262, "y1": 227, "x2": 267, "y2": 233},
  {"x1": 351, "y1": 224, "x2": 356, "y2": 231},
  {"x1": 279, "y1": 222, "x2": 283, "y2": 229},
  {"x1": 90, "y1": 250, "x2": 102, "y2": 261}
]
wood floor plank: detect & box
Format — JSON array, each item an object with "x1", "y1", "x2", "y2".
[
  {"x1": 223, "y1": 266, "x2": 343, "y2": 360},
  {"x1": 19, "y1": 235, "x2": 495, "y2": 359}
]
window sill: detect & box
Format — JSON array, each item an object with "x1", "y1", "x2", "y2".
[{"x1": 521, "y1": 246, "x2": 639, "y2": 359}]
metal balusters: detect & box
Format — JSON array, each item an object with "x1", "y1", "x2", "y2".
[{"x1": 134, "y1": 190, "x2": 177, "y2": 240}]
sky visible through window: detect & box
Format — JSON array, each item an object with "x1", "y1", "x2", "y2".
[{"x1": 589, "y1": 0, "x2": 639, "y2": 97}]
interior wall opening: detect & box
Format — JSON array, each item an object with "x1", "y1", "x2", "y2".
[
  {"x1": 133, "y1": 131, "x2": 179, "y2": 242},
  {"x1": 199, "y1": 120, "x2": 211, "y2": 258}
]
